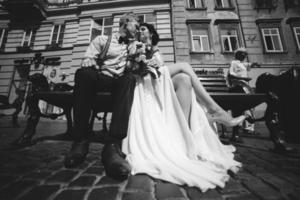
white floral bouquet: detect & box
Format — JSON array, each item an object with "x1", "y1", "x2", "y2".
[{"x1": 126, "y1": 40, "x2": 161, "y2": 79}]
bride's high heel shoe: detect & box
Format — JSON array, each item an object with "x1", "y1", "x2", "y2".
[{"x1": 206, "y1": 110, "x2": 246, "y2": 127}]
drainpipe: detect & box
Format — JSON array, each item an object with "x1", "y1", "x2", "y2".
[
  {"x1": 170, "y1": 0, "x2": 177, "y2": 63},
  {"x1": 235, "y1": 0, "x2": 248, "y2": 62}
]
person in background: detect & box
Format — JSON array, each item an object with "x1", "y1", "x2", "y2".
[{"x1": 228, "y1": 48, "x2": 260, "y2": 141}]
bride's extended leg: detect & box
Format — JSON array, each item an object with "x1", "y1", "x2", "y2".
[
  {"x1": 167, "y1": 62, "x2": 245, "y2": 127},
  {"x1": 172, "y1": 73, "x2": 192, "y2": 122}
]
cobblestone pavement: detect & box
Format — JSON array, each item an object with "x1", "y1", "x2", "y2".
[{"x1": 1, "y1": 117, "x2": 300, "y2": 200}]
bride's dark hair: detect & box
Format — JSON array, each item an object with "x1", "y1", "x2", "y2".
[{"x1": 139, "y1": 23, "x2": 160, "y2": 46}]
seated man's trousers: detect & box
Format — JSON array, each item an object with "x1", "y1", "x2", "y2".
[{"x1": 73, "y1": 67, "x2": 136, "y2": 142}]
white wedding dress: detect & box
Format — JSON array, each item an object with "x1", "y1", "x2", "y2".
[{"x1": 122, "y1": 66, "x2": 241, "y2": 192}]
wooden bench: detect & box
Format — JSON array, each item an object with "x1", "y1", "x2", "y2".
[
  {"x1": 0, "y1": 92, "x2": 24, "y2": 127},
  {"x1": 197, "y1": 70, "x2": 267, "y2": 112},
  {"x1": 13, "y1": 70, "x2": 273, "y2": 147}
]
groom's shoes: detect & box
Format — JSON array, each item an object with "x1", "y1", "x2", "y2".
[
  {"x1": 272, "y1": 143, "x2": 297, "y2": 154},
  {"x1": 64, "y1": 140, "x2": 89, "y2": 168},
  {"x1": 101, "y1": 143, "x2": 131, "y2": 181}
]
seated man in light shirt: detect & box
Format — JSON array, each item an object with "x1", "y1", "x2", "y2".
[
  {"x1": 228, "y1": 47, "x2": 260, "y2": 138},
  {"x1": 64, "y1": 13, "x2": 139, "y2": 181}
]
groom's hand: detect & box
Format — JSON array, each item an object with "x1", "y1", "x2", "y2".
[{"x1": 82, "y1": 58, "x2": 98, "y2": 69}]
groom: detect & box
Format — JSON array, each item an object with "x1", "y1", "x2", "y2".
[{"x1": 64, "y1": 13, "x2": 139, "y2": 180}]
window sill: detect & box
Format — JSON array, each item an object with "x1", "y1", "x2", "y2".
[
  {"x1": 221, "y1": 51, "x2": 235, "y2": 54},
  {"x1": 17, "y1": 46, "x2": 33, "y2": 53},
  {"x1": 190, "y1": 51, "x2": 214, "y2": 54},
  {"x1": 186, "y1": 7, "x2": 207, "y2": 11},
  {"x1": 214, "y1": 7, "x2": 235, "y2": 11},
  {"x1": 263, "y1": 50, "x2": 288, "y2": 54},
  {"x1": 254, "y1": 6, "x2": 277, "y2": 10},
  {"x1": 46, "y1": 44, "x2": 63, "y2": 50}
]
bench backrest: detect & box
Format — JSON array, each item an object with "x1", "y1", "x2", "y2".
[{"x1": 196, "y1": 69, "x2": 229, "y2": 92}]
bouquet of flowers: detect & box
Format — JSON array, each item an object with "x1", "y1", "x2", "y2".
[{"x1": 126, "y1": 40, "x2": 161, "y2": 79}]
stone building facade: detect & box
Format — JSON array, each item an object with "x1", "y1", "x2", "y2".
[
  {"x1": 0, "y1": 0, "x2": 299, "y2": 114},
  {"x1": 0, "y1": 0, "x2": 173, "y2": 106},
  {"x1": 171, "y1": 0, "x2": 300, "y2": 86}
]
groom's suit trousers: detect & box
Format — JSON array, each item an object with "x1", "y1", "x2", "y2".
[{"x1": 73, "y1": 67, "x2": 136, "y2": 142}]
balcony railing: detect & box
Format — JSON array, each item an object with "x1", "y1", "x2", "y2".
[
  {"x1": 284, "y1": 0, "x2": 300, "y2": 10},
  {"x1": 254, "y1": 0, "x2": 278, "y2": 11},
  {"x1": 0, "y1": 0, "x2": 47, "y2": 20},
  {"x1": 47, "y1": 0, "x2": 82, "y2": 6}
]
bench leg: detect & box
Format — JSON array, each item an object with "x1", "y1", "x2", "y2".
[
  {"x1": 219, "y1": 125, "x2": 226, "y2": 138},
  {"x1": 230, "y1": 109, "x2": 244, "y2": 143},
  {"x1": 12, "y1": 103, "x2": 23, "y2": 128},
  {"x1": 12, "y1": 94, "x2": 40, "y2": 147},
  {"x1": 65, "y1": 107, "x2": 73, "y2": 135},
  {"x1": 11, "y1": 95, "x2": 25, "y2": 127},
  {"x1": 103, "y1": 112, "x2": 108, "y2": 133}
]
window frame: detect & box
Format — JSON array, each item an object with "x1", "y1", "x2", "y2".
[
  {"x1": 187, "y1": 0, "x2": 206, "y2": 9},
  {"x1": 286, "y1": 17, "x2": 300, "y2": 53},
  {"x1": 187, "y1": 19, "x2": 212, "y2": 54},
  {"x1": 21, "y1": 28, "x2": 35, "y2": 47},
  {"x1": 215, "y1": 21, "x2": 242, "y2": 54},
  {"x1": 256, "y1": 19, "x2": 286, "y2": 54},
  {"x1": 293, "y1": 26, "x2": 300, "y2": 52},
  {"x1": 261, "y1": 27, "x2": 283, "y2": 53},
  {"x1": 0, "y1": 28, "x2": 8, "y2": 50},
  {"x1": 254, "y1": 0, "x2": 278, "y2": 10},
  {"x1": 284, "y1": 0, "x2": 300, "y2": 11},
  {"x1": 89, "y1": 16, "x2": 114, "y2": 42},
  {"x1": 49, "y1": 23, "x2": 65, "y2": 46},
  {"x1": 190, "y1": 26, "x2": 211, "y2": 52},
  {"x1": 220, "y1": 29, "x2": 239, "y2": 53},
  {"x1": 214, "y1": 0, "x2": 234, "y2": 10}
]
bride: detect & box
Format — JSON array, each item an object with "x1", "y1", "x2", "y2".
[{"x1": 122, "y1": 23, "x2": 242, "y2": 192}]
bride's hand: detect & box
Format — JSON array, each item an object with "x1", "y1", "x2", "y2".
[{"x1": 81, "y1": 58, "x2": 98, "y2": 69}]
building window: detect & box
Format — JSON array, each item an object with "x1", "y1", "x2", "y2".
[
  {"x1": 256, "y1": 19, "x2": 285, "y2": 53},
  {"x1": 261, "y1": 28, "x2": 283, "y2": 52},
  {"x1": 284, "y1": 0, "x2": 300, "y2": 10},
  {"x1": 215, "y1": 0, "x2": 233, "y2": 8},
  {"x1": 220, "y1": 28, "x2": 239, "y2": 52},
  {"x1": 286, "y1": 18, "x2": 300, "y2": 52},
  {"x1": 293, "y1": 26, "x2": 300, "y2": 51},
  {"x1": 90, "y1": 17, "x2": 113, "y2": 42},
  {"x1": 255, "y1": 0, "x2": 278, "y2": 10},
  {"x1": 0, "y1": 28, "x2": 8, "y2": 50},
  {"x1": 187, "y1": 0, "x2": 205, "y2": 8},
  {"x1": 138, "y1": 13, "x2": 156, "y2": 28},
  {"x1": 189, "y1": 24, "x2": 211, "y2": 52},
  {"x1": 49, "y1": 24, "x2": 65, "y2": 46},
  {"x1": 21, "y1": 29, "x2": 35, "y2": 47}
]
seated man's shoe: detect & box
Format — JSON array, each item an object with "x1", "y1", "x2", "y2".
[
  {"x1": 207, "y1": 110, "x2": 246, "y2": 127},
  {"x1": 64, "y1": 140, "x2": 89, "y2": 168},
  {"x1": 101, "y1": 143, "x2": 131, "y2": 181},
  {"x1": 11, "y1": 134, "x2": 35, "y2": 148},
  {"x1": 230, "y1": 135, "x2": 244, "y2": 143},
  {"x1": 272, "y1": 143, "x2": 297, "y2": 154},
  {"x1": 243, "y1": 129, "x2": 260, "y2": 136},
  {"x1": 245, "y1": 115, "x2": 256, "y2": 124}
]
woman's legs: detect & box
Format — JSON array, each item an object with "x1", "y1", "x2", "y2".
[
  {"x1": 172, "y1": 73, "x2": 192, "y2": 122},
  {"x1": 168, "y1": 62, "x2": 245, "y2": 127},
  {"x1": 168, "y1": 62, "x2": 222, "y2": 113}
]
